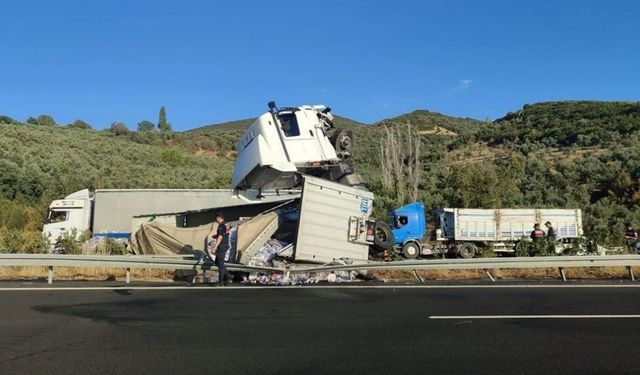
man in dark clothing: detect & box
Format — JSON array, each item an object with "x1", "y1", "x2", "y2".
[
  {"x1": 545, "y1": 221, "x2": 556, "y2": 240},
  {"x1": 530, "y1": 223, "x2": 545, "y2": 242},
  {"x1": 626, "y1": 223, "x2": 639, "y2": 253},
  {"x1": 212, "y1": 213, "x2": 230, "y2": 285}
]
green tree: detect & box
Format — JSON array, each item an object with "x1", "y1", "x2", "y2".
[
  {"x1": 0, "y1": 115, "x2": 17, "y2": 124},
  {"x1": 447, "y1": 163, "x2": 501, "y2": 208},
  {"x1": 0, "y1": 161, "x2": 19, "y2": 200},
  {"x1": 109, "y1": 122, "x2": 129, "y2": 136},
  {"x1": 68, "y1": 119, "x2": 92, "y2": 130},
  {"x1": 158, "y1": 106, "x2": 172, "y2": 132},
  {"x1": 33, "y1": 115, "x2": 56, "y2": 126},
  {"x1": 137, "y1": 120, "x2": 155, "y2": 132}
]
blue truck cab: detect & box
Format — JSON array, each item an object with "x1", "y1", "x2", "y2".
[{"x1": 388, "y1": 202, "x2": 427, "y2": 258}]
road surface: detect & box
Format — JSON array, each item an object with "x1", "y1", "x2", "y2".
[{"x1": 1, "y1": 284, "x2": 639, "y2": 374}]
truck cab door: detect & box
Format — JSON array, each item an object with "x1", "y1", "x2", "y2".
[{"x1": 278, "y1": 111, "x2": 337, "y2": 165}]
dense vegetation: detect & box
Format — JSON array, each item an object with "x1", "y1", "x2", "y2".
[
  {"x1": 1, "y1": 101, "x2": 638, "y2": 252},
  {"x1": 362, "y1": 101, "x2": 640, "y2": 247},
  {"x1": 0, "y1": 117, "x2": 234, "y2": 252}
]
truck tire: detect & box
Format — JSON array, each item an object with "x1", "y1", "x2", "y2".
[
  {"x1": 332, "y1": 129, "x2": 354, "y2": 157},
  {"x1": 402, "y1": 242, "x2": 420, "y2": 259},
  {"x1": 458, "y1": 242, "x2": 478, "y2": 259},
  {"x1": 373, "y1": 220, "x2": 394, "y2": 250}
]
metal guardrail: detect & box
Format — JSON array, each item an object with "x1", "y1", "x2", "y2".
[
  {"x1": 289, "y1": 255, "x2": 640, "y2": 282},
  {"x1": 1, "y1": 254, "x2": 639, "y2": 284},
  {"x1": 0, "y1": 254, "x2": 281, "y2": 284}
]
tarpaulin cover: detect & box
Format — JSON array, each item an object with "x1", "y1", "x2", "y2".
[{"x1": 130, "y1": 222, "x2": 216, "y2": 255}]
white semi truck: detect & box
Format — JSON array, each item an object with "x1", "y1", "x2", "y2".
[{"x1": 42, "y1": 188, "x2": 297, "y2": 247}]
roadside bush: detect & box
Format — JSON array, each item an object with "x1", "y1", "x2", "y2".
[
  {"x1": 0, "y1": 228, "x2": 22, "y2": 253},
  {"x1": 21, "y1": 231, "x2": 49, "y2": 253},
  {"x1": 513, "y1": 238, "x2": 556, "y2": 257},
  {"x1": 160, "y1": 148, "x2": 189, "y2": 167},
  {"x1": 55, "y1": 230, "x2": 82, "y2": 254},
  {"x1": 0, "y1": 229, "x2": 46, "y2": 253},
  {"x1": 101, "y1": 238, "x2": 128, "y2": 255},
  {"x1": 560, "y1": 237, "x2": 601, "y2": 255},
  {"x1": 0, "y1": 201, "x2": 27, "y2": 230}
]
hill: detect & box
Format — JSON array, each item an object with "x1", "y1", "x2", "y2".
[
  {"x1": 488, "y1": 101, "x2": 640, "y2": 147},
  {"x1": 1, "y1": 101, "x2": 639, "y2": 250}
]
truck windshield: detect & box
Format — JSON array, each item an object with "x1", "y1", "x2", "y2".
[
  {"x1": 279, "y1": 113, "x2": 300, "y2": 137},
  {"x1": 394, "y1": 215, "x2": 408, "y2": 229},
  {"x1": 48, "y1": 210, "x2": 68, "y2": 223}
]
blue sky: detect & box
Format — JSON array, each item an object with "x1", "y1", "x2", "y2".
[{"x1": 1, "y1": 0, "x2": 638, "y2": 130}]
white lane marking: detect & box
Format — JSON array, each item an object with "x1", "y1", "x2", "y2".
[
  {"x1": 0, "y1": 284, "x2": 640, "y2": 291},
  {"x1": 430, "y1": 315, "x2": 640, "y2": 319}
]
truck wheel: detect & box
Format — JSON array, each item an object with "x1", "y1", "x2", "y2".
[
  {"x1": 402, "y1": 242, "x2": 420, "y2": 259},
  {"x1": 332, "y1": 129, "x2": 354, "y2": 156},
  {"x1": 373, "y1": 220, "x2": 394, "y2": 250},
  {"x1": 458, "y1": 242, "x2": 477, "y2": 259}
]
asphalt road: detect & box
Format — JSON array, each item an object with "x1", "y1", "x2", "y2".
[{"x1": 1, "y1": 284, "x2": 640, "y2": 374}]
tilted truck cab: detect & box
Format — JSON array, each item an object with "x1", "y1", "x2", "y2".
[{"x1": 232, "y1": 102, "x2": 362, "y2": 192}]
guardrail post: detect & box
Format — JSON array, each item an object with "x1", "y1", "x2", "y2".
[
  {"x1": 484, "y1": 269, "x2": 496, "y2": 282},
  {"x1": 284, "y1": 265, "x2": 291, "y2": 283},
  {"x1": 627, "y1": 266, "x2": 635, "y2": 281},
  {"x1": 559, "y1": 267, "x2": 567, "y2": 282},
  {"x1": 48, "y1": 266, "x2": 53, "y2": 285},
  {"x1": 126, "y1": 268, "x2": 131, "y2": 284},
  {"x1": 412, "y1": 270, "x2": 424, "y2": 282}
]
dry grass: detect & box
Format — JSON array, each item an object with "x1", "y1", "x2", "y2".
[
  {"x1": 194, "y1": 149, "x2": 219, "y2": 158},
  {"x1": 446, "y1": 143, "x2": 500, "y2": 165},
  {"x1": 542, "y1": 146, "x2": 605, "y2": 162},
  {"x1": 445, "y1": 145, "x2": 607, "y2": 167},
  {"x1": 0, "y1": 267, "x2": 173, "y2": 282},
  {"x1": 2, "y1": 266, "x2": 638, "y2": 284},
  {"x1": 371, "y1": 266, "x2": 640, "y2": 282},
  {"x1": 418, "y1": 127, "x2": 458, "y2": 136}
]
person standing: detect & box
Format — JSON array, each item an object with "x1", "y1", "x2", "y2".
[
  {"x1": 545, "y1": 221, "x2": 556, "y2": 240},
  {"x1": 530, "y1": 223, "x2": 545, "y2": 242},
  {"x1": 212, "y1": 213, "x2": 230, "y2": 286},
  {"x1": 626, "y1": 223, "x2": 639, "y2": 253}
]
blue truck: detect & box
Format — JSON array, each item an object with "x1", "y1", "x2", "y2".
[{"x1": 388, "y1": 202, "x2": 584, "y2": 258}]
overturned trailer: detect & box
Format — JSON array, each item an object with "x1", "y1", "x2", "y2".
[{"x1": 131, "y1": 175, "x2": 377, "y2": 265}]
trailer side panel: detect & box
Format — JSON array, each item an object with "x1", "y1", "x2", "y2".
[
  {"x1": 294, "y1": 176, "x2": 374, "y2": 263},
  {"x1": 450, "y1": 208, "x2": 583, "y2": 241}
]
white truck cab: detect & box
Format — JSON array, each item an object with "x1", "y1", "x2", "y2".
[
  {"x1": 42, "y1": 189, "x2": 92, "y2": 245},
  {"x1": 232, "y1": 102, "x2": 361, "y2": 192}
]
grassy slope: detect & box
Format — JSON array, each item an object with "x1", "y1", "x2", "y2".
[{"x1": 0, "y1": 124, "x2": 234, "y2": 200}]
